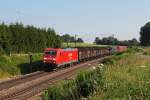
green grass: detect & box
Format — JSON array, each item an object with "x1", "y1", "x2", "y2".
[
  {"x1": 143, "y1": 48, "x2": 150, "y2": 55},
  {"x1": 62, "y1": 42, "x2": 107, "y2": 48},
  {"x1": 0, "y1": 54, "x2": 43, "y2": 79},
  {"x1": 89, "y1": 52, "x2": 150, "y2": 100}
]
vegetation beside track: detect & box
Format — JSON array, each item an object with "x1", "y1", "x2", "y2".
[
  {"x1": 143, "y1": 48, "x2": 150, "y2": 55},
  {"x1": 0, "y1": 54, "x2": 43, "y2": 79},
  {"x1": 43, "y1": 48, "x2": 150, "y2": 100}
]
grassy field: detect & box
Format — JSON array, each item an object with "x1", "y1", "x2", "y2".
[
  {"x1": 43, "y1": 48, "x2": 150, "y2": 100},
  {"x1": 143, "y1": 47, "x2": 150, "y2": 55},
  {"x1": 0, "y1": 54, "x2": 43, "y2": 79},
  {"x1": 90, "y1": 51, "x2": 150, "y2": 100},
  {"x1": 62, "y1": 42, "x2": 107, "y2": 48}
]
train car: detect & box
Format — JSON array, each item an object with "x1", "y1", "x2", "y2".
[
  {"x1": 77, "y1": 47, "x2": 111, "y2": 62},
  {"x1": 111, "y1": 46, "x2": 127, "y2": 53},
  {"x1": 116, "y1": 46, "x2": 127, "y2": 52},
  {"x1": 43, "y1": 48, "x2": 78, "y2": 68}
]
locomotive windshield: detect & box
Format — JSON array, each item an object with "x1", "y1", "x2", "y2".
[{"x1": 45, "y1": 50, "x2": 57, "y2": 56}]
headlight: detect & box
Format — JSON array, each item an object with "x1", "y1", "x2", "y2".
[
  {"x1": 52, "y1": 58, "x2": 56, "y2": 60},
  {"x1": 44, "y1": 58, "x2": 47, "y2": 60}
]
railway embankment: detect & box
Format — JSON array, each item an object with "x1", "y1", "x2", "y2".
[
  {"x1": 43, "y1": 48, "x2": 150, "y2": 100},
  {"x1": 0, "y1": 53, "x2": 42, "y2": 79}
]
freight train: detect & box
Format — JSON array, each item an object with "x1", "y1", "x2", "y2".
[{"x1": 43, "y1": 46, "x2": 127, "y2": 69}]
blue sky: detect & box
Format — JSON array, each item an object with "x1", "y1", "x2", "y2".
[{"x1": 0, "y1": 0, "x2": 150, "y2": 42}]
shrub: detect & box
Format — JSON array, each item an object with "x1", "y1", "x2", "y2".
[
  {"x1": 42, "y1": 81, "x2": 79, "y2": 100},
  {"x1": 43, "y1": 66, "x2": 104, "y2": 100},
  {"x1": 101, "y1": 57, "x2": 115, "y2": 65}
]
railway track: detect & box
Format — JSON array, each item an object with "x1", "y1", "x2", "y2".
[
  {"x1": 0, "y1": 71, "x2": 47, "y2": 91},
  {"x1": 0, "y1": 58, "x2": 104, "y2": 100}
]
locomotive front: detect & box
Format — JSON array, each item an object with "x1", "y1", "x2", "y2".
[{"x1": 43, "y1": 48, "x2": 58, "y2": 66}]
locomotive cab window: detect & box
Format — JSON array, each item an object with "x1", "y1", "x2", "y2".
[{"x1": 45, "y1": 50, "x2": 57, "y2": 56}]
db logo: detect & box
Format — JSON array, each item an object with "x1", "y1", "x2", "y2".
[{"x1": 68, "y1": 53, "x2": 72, "y2": 57}]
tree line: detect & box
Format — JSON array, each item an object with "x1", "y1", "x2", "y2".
[
  {"x1": 0, "y1": 22, "x2": 85, "y2": 54},
  {"x1": 0, "y1": 22, "x2": 62, "y2": 54},
  {"x1": 94, "y1": 36, "x2": 139, "y2": 46},
  {"x1": 61, "y1": 34, "x2": 84, "y2": 43}
]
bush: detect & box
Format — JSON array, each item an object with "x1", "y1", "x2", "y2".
[
  {"x1": 43, "y1": 81, "x2": 79, "y2": 100},
  {"x1": 101, "y1": 52, "x2": 129, "y2": 65},
  {"x1": 101, "y1": 57, "x2": 115, "y2": 65},
  {"x1": 43, "y1": 66, "x2": 104, "y2": 100}
]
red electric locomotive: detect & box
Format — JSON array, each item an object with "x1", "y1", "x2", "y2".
[{"x1": 43, "y1": 48, "x2": 78, "y2": 68}]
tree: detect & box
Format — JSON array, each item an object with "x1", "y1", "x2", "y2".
[
  {"x1": 0, "y1": 22, "x2": 62, "y2": 54},
  {"x1": 61, "y1": 34, "x2": 72, "y2": 42},
  {"x1": 94, "y1": 36, "x2": 118, "y2": 45},
  {"x1": 61, "y1": 34, "x2": 84, "y2": 43},
  {"x1": 94, "y1": 37, "x2": 100, "y2": 44},
  {"x1": 77, "y1": 38, "x2": 84, "y2": 43},
  {"x1": 140, "y1": 22, "x2": 150, "y2": 46},
  {"x1": 129, "y1": 38, "x2": 139, "y2": 46},
  {"x1": 0, "y1": 23, "x2": 11, "y2": 54}
]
